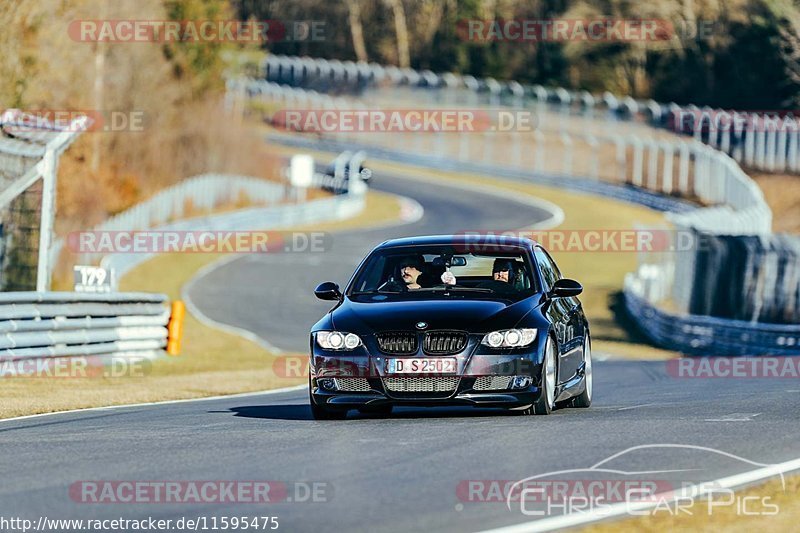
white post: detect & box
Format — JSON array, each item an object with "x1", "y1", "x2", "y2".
[
  {"x1": 662, "y1": 142, "x2": 674, "y2": 194},
  {"x1": 36, "y1": 149, "x2": 57, "y2": 291}
]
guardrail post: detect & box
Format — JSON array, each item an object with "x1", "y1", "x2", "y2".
[
  {"x1": 36, "y1": 148, "x2": 57, "y2": 291},
  {"x1": 630, "y1": 136, "x2": 644, "y2": 186},
  {"x1": 661, "y1": 142, "x2": 674, "y2": 194}
]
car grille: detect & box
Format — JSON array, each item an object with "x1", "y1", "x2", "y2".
[
  {"x1": 383, "y1": 377, "x2": 460, "y2": 392},
  {"x1": 423, "y1": 331, "x2": 468, "y2": 354},
  {"x1": 333, "y1": 377, "x2": 371, "y2": 392},
  {"x1": 376, "y1": 332, "x2": 418, "y2": 354},
  {"x1": 473, "y1": 376, "x2": 512, "y2": 390}
]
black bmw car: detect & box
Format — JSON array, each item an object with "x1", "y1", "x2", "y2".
[{"x1": 309, "y1": 235, "x2": 591, "y2": 419}]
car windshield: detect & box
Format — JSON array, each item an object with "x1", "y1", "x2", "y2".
[{"x1": 348, "y1": 245, "x2": 539, "y2": 302}]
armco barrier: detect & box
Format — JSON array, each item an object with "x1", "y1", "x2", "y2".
[
  {"x1": 263, "y1": 54, "x2": 800, "y2": 174},
  {"x1": 622, "y1": 288, "x2": 800, "y2": 356},
  {"x1": 0, "y1": 292, "x2": 169, "y2": 361}
]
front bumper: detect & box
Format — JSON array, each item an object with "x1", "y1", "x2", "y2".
[{"x1": 310, "y1": 376, "x2": 541, "y2": 409}]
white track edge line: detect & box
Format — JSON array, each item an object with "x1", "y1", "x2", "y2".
[{"x1": 0, "y1": 384, "x2": 306, "y2": 425}]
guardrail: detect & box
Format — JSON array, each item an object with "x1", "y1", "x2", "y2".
[
  {"x1": 0, "y1": 292, "x2": 169, "y2": 361},
  {"x1": 232, "y1": 77, "x2": 771, "y2": 234},
  {"x1": 53, "y1": 151, "x2": 368, "y2": 277},
  {"x1": 263, "y1": 54, "x2": 800, "y2": 174},
  {"x1": 623, "y1": 289, "x2": 800, "y2": 356},
  {"x1": 50, "y1": 173, "x2": 287, "y2": 267}
]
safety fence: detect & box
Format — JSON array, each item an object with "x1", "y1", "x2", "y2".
[
  {"x1": 233, "y1": 74, "x2": 771, "y2": 236},
  {"x1": 263, "y1": 54, "x2": 800, "y2": 174},
  {"x1": 58, "y1": 151, "x2": 367, "y2": 277},
  {"x1": 0, "y1": 292, "x2": 169, "y2": 362},
  {"x1": 50, "y1": 173, "x2": 287, "y2": 267},
  {"x1": 0, "y1": 109, "x2": 89, "y2": 291},
  {"x1": 623, "y1": 289, "x2": 800, "y2": 356}
]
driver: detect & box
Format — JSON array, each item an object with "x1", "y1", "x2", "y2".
[
  {"x1": 398, "y1": 255, "x2": 425, "y2": 290},
  {"x1": 381, "y1": 255, "x2": 457, "y2": 291}
]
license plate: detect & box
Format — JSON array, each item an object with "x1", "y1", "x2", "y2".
[{"x1": 386, "y1": 358, "x2": 457, "y2": 374}]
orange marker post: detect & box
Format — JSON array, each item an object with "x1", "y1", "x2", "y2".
[{"x1": 166, "y1": 300, "x2": 186, "y2": 355}]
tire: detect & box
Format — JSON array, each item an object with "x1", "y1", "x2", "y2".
[
  {"x1": 571, "y1": 334, "x2": 593, "y2": 408},
  {"x1": 521, "y1": 336, "x2": 557, "y2": 416},
  {"x1": 309, "y1": 377, "x2": 348, "y2": 420}
]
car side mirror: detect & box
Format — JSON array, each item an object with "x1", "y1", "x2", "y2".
[
  {"x1": 314, "y1": 281, "x2": 342, "y2": 301},
  {"x1": 549, "y1": 278, "x2": 583, "y2": 298}
]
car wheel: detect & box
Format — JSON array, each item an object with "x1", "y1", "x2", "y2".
[
  {"x1": 309, "y1": 377, "x2": 348, "y2": 420},
  {"x1": 525, "y1": 336, "x2": 557, "y2": 415},
  {"x1": 571, "y1": 334, "x2": 593, "y2": 408}
]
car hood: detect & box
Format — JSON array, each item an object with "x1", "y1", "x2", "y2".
[{"x1": 330, "y1": 297, "x2": 536, "y2": 333}]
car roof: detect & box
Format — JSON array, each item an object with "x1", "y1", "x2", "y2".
[{"x1": 375, "y1": 234, "x2": 539, "y2": 249}]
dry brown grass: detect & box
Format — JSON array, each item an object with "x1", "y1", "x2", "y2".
[
  {"x1": 583, "y1": 474, "x2": 800, "y2": 532},
  {"x1": 749, "y1": 172, "x2": 800, "y2": 234}
]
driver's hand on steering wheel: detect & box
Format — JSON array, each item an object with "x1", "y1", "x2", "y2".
[{"x1": 441, "y1": 271, "x2": 456, "y2": 285}]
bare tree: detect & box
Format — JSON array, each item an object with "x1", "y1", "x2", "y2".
[
  {"x1": 385, "y1": 0, "x2": 411, "y2": 67},
  {"x1": 346, "y1": 0, "x2": 368, "y2": 62}
]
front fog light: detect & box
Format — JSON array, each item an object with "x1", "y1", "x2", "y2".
[
  {"x1": 511, "y1": 376, "x2": 533, "y2": 389},
  {"x1": 318, "y1": 378, "x2": 337, "y2": 391}
]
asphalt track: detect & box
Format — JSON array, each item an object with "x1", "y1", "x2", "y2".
[{"x1": 1, "y1": 171, "x2": 799, "y2": 532}]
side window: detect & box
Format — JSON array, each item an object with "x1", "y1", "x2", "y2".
[
  {"x1": 533, "y1": 248, "x2": 557, "y2": 292},
  {"x1": 542, "y1": 249, "x2": 562, "y2": 283}
]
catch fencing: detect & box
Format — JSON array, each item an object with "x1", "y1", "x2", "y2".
[
  {"x1": 263, "y1": 54, "x2": 800, "y2": 174},
  {"x1": 0, "y1": 110, "x2": 89, "y2": 291},
  {"x1": 0, "y1": 292, "x2": 169, "y2": 363}
]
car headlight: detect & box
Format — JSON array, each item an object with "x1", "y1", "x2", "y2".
[
  {"x1": 481, "y1": 328, "x2": 537, "y2": 348},
  {"x1": 316, "y1": 331, "x2": 362, "y2": 350}
]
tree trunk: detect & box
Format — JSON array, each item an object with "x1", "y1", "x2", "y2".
[
  {"x1": 346, "y1": 0, "x2": 368, "y2": 62},
  {"x1": 385, "y1": 0, "x2": 410, "y2": 67}
]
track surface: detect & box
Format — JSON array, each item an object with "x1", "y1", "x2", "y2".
[{"x1": 2, "y1": 172, "x2": 799, "y2": 532}]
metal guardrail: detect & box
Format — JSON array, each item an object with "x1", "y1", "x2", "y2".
[
  {"x1": 0, "y1": 292, "x2": 169, "y2": 360},
  {"x1": 263, "y1": 54, "x2": 800, "y2": 174},
  {"x1": 232, "y1": 76, "x2": 772, "y2": 235},
  {"x1": 623, "y1": 289, "x2": 800, "y2": 356},
  {"x1": 101, "y1": 190, "x2": 366, "y2": 278},
  {"x1": 50, "y1": 173, "x2": 286, "y2": 267}
]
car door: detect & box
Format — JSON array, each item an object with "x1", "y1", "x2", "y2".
[{"x1": 534, "y1": 247, "x2": 584, "y2": 382}]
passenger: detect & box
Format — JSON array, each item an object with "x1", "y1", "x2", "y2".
[{"x1": 477, "y1": 259, "x2": 518, "y2": 292}]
